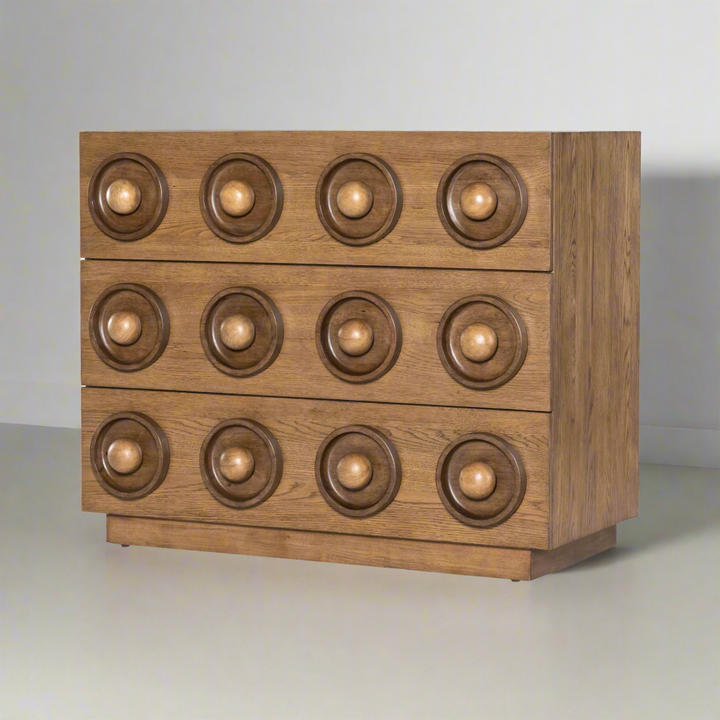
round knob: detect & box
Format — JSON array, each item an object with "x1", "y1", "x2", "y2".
[
  {"x1": 220, "y1": 314, "x2": 256, "y2": 351},
  {"x1": 219, "y1": 180, "x2": 256, "y2": 217},
  {"x1": 106, "y1": 179, "x2": 142, "y2": 215},
  {"x1": 106, "y1": 438, "x2": 143, "y2": 475},
  {"x1": 336, "y1": 180, "x2": 374, "y2": 219},
  {"x1": 460, "y1": 182, "x2": 497, "y2": 221},
  {"x1": 219, "y1": 447, "x2": 255, "y2": 483},
  {"x1": 460, "y1": 322, "x2": 498, "y2": 363},
  {"x1": 107, "y1": 311, "x2": 142, "y2": 346},
  {"x1": 459, "y1": 461, "x2": 496, "y2": 500},
  {"x1": 336, "y1": 452, "x2": 373, "y2": 490},
  {"x1": 337, "y1": 318, "x2": 374, "y2": 356}
]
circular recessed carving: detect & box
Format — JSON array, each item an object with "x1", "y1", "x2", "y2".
[
  {"x1": 315, "y1": 425, "x2": 401, "y2": 517},
  {"x1": 316, "y1": 291, "x2": 401, "y2": 383},
  {"x1": 437, "y1": 295, "x2": 527, "y2": 390},
  {"x1": 88, "y1": 152, "x2": 168, "y2": 241},
  {"x1": 436, "y1": 433, "x2": 526, "y2": 527},
  {"x1": 437, "y1": 153, "x2": 527, "y2": 249},
  {"x1": 200, "y1": 419, "x2": 283, "y2": 509},
  {"x1": 316, "y1": 153, "x2": 402, "y2": 246},
  {"x1": 90, "y1": 411, "x2": 170, "y2": 499},
  {"x1": 89, "y1": 283, "x2": 170, "y2": 372},
  {"x1": 200, "y1": 153, "x2": 283, "y2": 243},
  {"x1": 200, "y1": 287, "x2": 283, "y2": 378}
]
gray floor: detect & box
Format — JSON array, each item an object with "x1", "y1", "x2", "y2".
[{"x1": 1, "y1": 423, "x2": 719, "y2": 720}]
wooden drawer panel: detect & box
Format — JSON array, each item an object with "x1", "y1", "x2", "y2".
[
  {"x1": 80, "y1": 132, "x2": 550, "y2": 271},
  {"x1": 82, "y1": 388, "x2": 550, "y2": 549},
  {"x1": 81, "y1": 261, "x2": 551, "y2": 412}
]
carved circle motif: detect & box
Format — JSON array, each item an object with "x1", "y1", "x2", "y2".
[
  {"x1": 88, "y1": 152, "x2": 168, "y2": 240},
  {"x1": 200, "y1": 287, "x2": 283, "y2": 378},
  {"x1": 437, "y1": 295, "x2": 527, "y2": 390},
  {"x1": 315, "y1": 425, "x2": 401, "y2": 517},
  {"x1": 436, "y1": 433, "x2": 526, "y2": 527},
  {"x1": 200, "y1": 153, "x2": 283, "y2": 243},
  {"x1": 437, "y1": 153, "x2": 527, "y2": 249},
  {"x1": 316, "y1": 291, "x2": 401, "y2": 383},
  {"x1": 89, "y1": 283, "x2": 170, "y2": 372},
  {"x1": 316, "y1": 153, "x2": 402, "y2": 246},
  {"x1": 200, "y1": 419, "x2": 283, "y2": 509},
  {"x1": 90, "y1": 411, "x2": 170, "y2": 499}
]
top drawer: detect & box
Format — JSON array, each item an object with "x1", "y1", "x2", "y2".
[{"x1": 80, "y1": 132, "x2": 550, "y2": 271}]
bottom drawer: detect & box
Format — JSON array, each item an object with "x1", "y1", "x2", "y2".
[{"x1": 82, "y1": 388, "x2": 550, "y2": 549}]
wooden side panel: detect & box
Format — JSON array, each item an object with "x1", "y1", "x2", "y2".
[
  {"x1": 530, "y1": 526, "x2": 616, "y2": 579},
  {"x1": 80, "y1": 132, "x2": 551, "y2": 271},
  {"x1": 81, "y1": 261, "x2": 551, "y2": 412},
  {"x1": 107, "y1": 516, "x2": 534, "y2": 580},
  {"x1": 549, "y1": 132, "x2": 640, "y2": 547},
  {"x1": 82, "y1": 388, "x2": 551, "y2": 549}
]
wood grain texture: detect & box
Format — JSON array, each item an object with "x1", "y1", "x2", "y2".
[
  {"x1": 549, "y1": 132, "x2": 640, "y2": 547},
  {"x1": 80, "y1": 132, "x2": 550, "y2": 271},
  {"x1": 81, "y1": 261, "x2": 550, "y2": 412},
  {"x1": 82, "y1": 388, "x2": 551, "y2": 549},
  {"x1": 106, "y1": 517, "x2": 616, "y2": 580}
]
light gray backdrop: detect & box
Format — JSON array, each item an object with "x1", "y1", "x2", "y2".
[{"x1": 1, "y1": 0, "x2": 718, "y2": 467}]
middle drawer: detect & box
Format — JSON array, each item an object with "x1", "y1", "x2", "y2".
[{"x1": 81, "y1": 261, "x2": 550, "y2": 411}]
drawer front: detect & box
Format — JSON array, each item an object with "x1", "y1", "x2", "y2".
[
  {"x1": 81, "y1": 261, "x2": 551, "y2": 412},
  {"x1": 81, "y1": 132, "x2": 550, "y2": 271},
  {"x1": 82, "y1": 388, "x2": 550, "y2": 549}
]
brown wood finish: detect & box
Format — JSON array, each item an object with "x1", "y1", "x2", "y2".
[
  {"x1": 80, "y1": 132, "x2": 551, "y2": 271},
  {"x1": 89, "y1": 411, "x2": 170, "y2": 499},
  {"x1": 82, "y1": 387, "x2": 551, "y2": 549},
  {"x1": 88, "y1": 283, "x2": 170, "y2": 372},
  {"x1": 199, "y1": 418, "x2": 283, "y2": 509},
  {"x1": 437, "y1": 294, "x2": 528, "y2": 390},
  {"x1": 549, "y1": 132, "x2": 640, "y2": 547},
  {"x1": 315, "y1": 153, "x2": 402, "y2": 245},
  {"x1": 88, "y1": 152, "x2": 168, "y2": 240},
  {"x1": 199, "y1": 153, "x2": 283, "y2": 243},
  {"x1": 436, "y1": 432, "x2": 526, "y2": 527},
  {"x1": 81, "y1": 261, "x2": 550, "y2": 412},
  {"x1": 315, "y1": 290, "x2": 402, "y2": 384},
  {"x1": 199, "y1": 286, "x2": 284, "y2": 378},
  {"x1": 315, "y1": 425, "x2": 402, "y2": 518},
  {"x1": 437, "y1": 153, "x2": 528, "y2": 249},
  {"x1": 106, "y1": 517, "x2": 616, "y2": 581}
]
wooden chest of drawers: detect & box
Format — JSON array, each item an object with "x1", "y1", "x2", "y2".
[{"x1": 80, "y1": 131, "x2": 640, "y2": 580}]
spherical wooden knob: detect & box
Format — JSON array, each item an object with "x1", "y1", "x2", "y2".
[
  {"x1": 220, "y1": 314, "x2": 256, "y2": 351},
  {"x1": 219, "y1": 446, "x2": 255, "y2": 483},
  {"x1": 106, "y1": 438, "x2": 143, "y2": 475},
  {"x1": 106, "y1": 179, "x2": 142, "y2": 215},
  {"x1": 460, "y1": 322, "x2": 498, "y2": 363},
  {"x1": 337, "y1": 318, "x2": 374, "y2": 356},
  {"x1": 336, "y1": 452, "x2": 373, "y2": 490},
  {"x1": 459, "y1": 461, "x2": 496, "y2": 500},
  {"x1": 107, "y1": 311, "x2": 142, "y2": 346},
  {"x1": 460, "y1": 182, "x2": 497, "y2": 221},
  {"x1": 219, "y1": 180, "x2": 256, "y2": 217},
  {"x1": 336, "y1": 180, "x2": 374, "y2": 219}
]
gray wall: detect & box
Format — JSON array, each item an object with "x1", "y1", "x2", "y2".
[{"x1": 1, "y1": 0, "x2": 719, "y2": 467}]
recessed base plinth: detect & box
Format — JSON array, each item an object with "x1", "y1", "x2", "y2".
[{"x1": 106, "y1": 516, "x2": 616, "y2": 581}]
